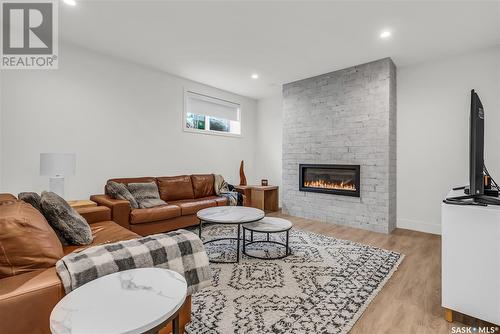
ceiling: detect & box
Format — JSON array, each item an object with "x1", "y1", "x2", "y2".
[{"x1": 60, "y1": 1, "x2": 500, "y2": 99}]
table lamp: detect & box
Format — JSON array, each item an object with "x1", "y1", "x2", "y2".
[{"x1": 40, "y1": 153, "x2": 76, "y2": 198}]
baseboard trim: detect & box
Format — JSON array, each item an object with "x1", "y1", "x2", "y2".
[{"x1": 397, "y1": 218, "x2": 441, "y2": 235}]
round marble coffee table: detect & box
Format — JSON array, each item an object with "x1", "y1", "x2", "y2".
[
  {"x1": 243, "y1": 217, "x2": 293, "y2": 260},
  {"x1": 50, "y1": 268, "x2": 187, "y2": 334},
  {"x1": 197, "y1": 206, "x2": 265, "y2": 263}
]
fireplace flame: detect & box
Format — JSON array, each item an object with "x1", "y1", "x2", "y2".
[{"x1": 304, "y1": 179, "x2": 356, "y2": 191}]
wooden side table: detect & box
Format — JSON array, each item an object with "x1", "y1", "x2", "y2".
[
  {"x1": 235, "y1": 185, "x2": 279, "y2": 213},
  {"x1": 67, "y1": 200, "x2": 97, "y2": 209}
]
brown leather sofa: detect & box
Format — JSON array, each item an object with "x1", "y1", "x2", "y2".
[
  {"x1": 0, "y1": 193, "x2": 191, "y2": 334},
  {"x1": 91, "y1": 174, "x2": 228, "y2": 236}
]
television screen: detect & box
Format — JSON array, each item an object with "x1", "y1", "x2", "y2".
[{"x1": 469, "y1": 89, "x2": 484, "y2": 196}]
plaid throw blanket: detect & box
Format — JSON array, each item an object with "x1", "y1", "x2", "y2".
[{"x1": 55, "y1": 229, "x2": 211, "y2": 295}]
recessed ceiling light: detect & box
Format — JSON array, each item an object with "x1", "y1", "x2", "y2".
[
  {"x1": 63, "y1": 0, "x2": 77, "y2": 6},
  {"x1": 380, "y1": 30, "x2": 391, "y2": 39},
  {"x1": 251, "y1": 73, "x2": 259, "y2": 79}
]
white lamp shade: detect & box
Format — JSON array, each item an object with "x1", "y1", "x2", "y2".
[{"x1": 40, "y1": 153, "x2": 76, "y2": 176}]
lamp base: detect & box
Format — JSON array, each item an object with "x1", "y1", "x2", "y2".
[{"x1": 49, "y1": 176, "x2": 65, "y2": 198}]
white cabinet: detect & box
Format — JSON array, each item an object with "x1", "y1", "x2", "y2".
[{"x1": 441, "y1": 190, "x2": 500, "y2": 325}]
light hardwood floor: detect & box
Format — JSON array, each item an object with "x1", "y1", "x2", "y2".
[{"x1": 268, "y1": 212, "x2": 494, "y2": 334}]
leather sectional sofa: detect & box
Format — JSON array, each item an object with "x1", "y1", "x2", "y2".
[
  {"x1": 91, "y1": 174, "x2": 228, "y2": 235},
  {"x1": 0, "y1": 193, "x2": 191, "y2": 334}
]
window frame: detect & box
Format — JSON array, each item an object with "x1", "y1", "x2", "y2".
[{"x1": 183, "y1": 90, "x2": 242, "y2": 138}]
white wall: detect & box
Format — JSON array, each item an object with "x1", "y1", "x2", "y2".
[
  {"x1": 397, "y1": 46, "x2": 500, "y2": 234},
  {"x1": 253, "y1": 46, "x2": 500, "y2": 234},
  {"x1": 255, "y1": 96, "x2": 283, "y2": 205},
  {"x1": 0, "y1": 43, "x2": 258, "y2": 199}
]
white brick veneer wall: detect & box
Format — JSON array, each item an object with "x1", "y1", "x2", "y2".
[{"x1": 282, "y1": 58, "x2": 397, "y2": 233}]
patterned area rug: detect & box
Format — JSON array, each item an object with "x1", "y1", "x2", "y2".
[{"x1": 185, "y1": 224, "x2": 404, "y2": 334}]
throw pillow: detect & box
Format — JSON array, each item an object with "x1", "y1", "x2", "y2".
[
  {"x1": 127, "y1": 182, "x2": 167, "y2": 209},
  {"x1": 18, "y1": 192, "x2": 43, "y2": 212},
  {"x1": 105, "y1": 181, "x2": 139, "y2": 209},
  {"x1": 40, "y1": 191, "x2": 93, "y2": 245},
  {"x1": 16, "y1": 193, "x2": 68, "y2": 241}
]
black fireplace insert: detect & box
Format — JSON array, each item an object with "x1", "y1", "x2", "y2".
[{"x1": 299, "y1": 164, "x2": 360, "y2": 197}]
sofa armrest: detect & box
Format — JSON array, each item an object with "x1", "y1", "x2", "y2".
[
  {"x1": 90, "y1": 194, "x2": 130, "y2": 230},
  {"x1": 0, "y1": 268, "x2": 63, "y2": 334},
  {"x1": 76, "y1": 206, "x2": 111, "y2": 224}
]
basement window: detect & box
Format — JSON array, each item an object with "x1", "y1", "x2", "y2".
[{"x1": 184, "y1": 91, "x2": 241, "y2": 136}]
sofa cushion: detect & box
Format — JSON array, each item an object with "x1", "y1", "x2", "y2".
[
  {"x1": 17, "y1": 192, "x2": 43, "y2": 212},
  {"x1": 127, "y1": 182, "x2": 166, "y2": 209},
  {"x1": 191, "y1": 174, "x2": 215, "y2": 198},
  {"x1": 63, "y1": 220, "x2": 139, "y2": 255},
  {"x1": 169, "y1": 197, "x2": 217, "y2": 216},
  {"x1": 105, "y1": 181, "x2": 139, "y2": 209},
  {"x1": 157, "y1": 175, "x2": 195, "y2": 201},
  {"x1": 41, "y1": 192, "x2": 93, "y2": 246},
  {"x1": 0, "y1": 200, "x2": 64, "y2": 278},
  {"x1": 192, "y1": 195, "x2": 227, "y2": 206},
  {"x1": 130, "y1": 205, "x2": 181, "y2": 225}
]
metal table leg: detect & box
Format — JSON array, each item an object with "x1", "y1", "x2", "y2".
[
  {"x1": 243, "y1": 227, "x2": 246, "y2": 254},
  {"x1": 236, "y1": 223, "x2": 241, "y2": 263},
  {"x1": 198, "y1": 219, "x2": 203, "y2": 239},
  {"x1": 285, "y1": 229, "x2": 289, "y2": 256}
]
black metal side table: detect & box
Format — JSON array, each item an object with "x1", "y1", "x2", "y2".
[{"x1": 242, "y1": 217, "x2": 293, "y2": 260}]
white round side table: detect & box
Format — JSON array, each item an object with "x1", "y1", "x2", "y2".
[{"x1": 50, "y1": 268, "x2": 187, "y2": 334}]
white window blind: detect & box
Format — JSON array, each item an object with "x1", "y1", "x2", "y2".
[
  {"x1": 186, "y1": 91, "x2": 240, "y2": 121},
  {"x1": 184, "y1": 90, "x2": 242, "y2": 136}
]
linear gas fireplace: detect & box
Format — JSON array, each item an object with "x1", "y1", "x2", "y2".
[{"x1": 299, "y1": 164, "x2": 360, "y2": 197}]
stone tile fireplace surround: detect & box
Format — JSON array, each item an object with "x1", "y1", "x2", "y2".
[{"x1": 282, "y1": 58, "x2": 396, "y2": 233}]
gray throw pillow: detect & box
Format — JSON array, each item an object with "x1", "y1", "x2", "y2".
[
  {"x1": 18, "y1": 192, "x2": 43, "y2": 212},
  {"x1": 127, "y1": 182, "x2": 167, "y2": 209},
  {"x1": 41, "y1": 191, "x2": 93, "y2": 245},
  {"x1": 19, "y1": 192, "x2": 68, "y2": 245},
  {"x1": 105, "y1": 181, "x2": 139, "y2": 209}
]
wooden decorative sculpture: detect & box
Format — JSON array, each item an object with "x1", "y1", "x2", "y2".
[{"x1": 239, "y1": 160, "x2": 247, "y2": 186}]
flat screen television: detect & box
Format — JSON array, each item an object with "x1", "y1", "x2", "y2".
[
  {"x1": 445, "y1": 90, "x2": 499, "y2": 205},
  {"x1": 469, "y1": 89, "x2": 485, "y2": 196}
]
